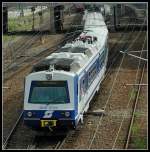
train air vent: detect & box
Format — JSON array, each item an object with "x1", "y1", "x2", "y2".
[
  {"x1": 54, "y1": 58, "x2": 74, "y2": 71},
  {"x1": 31, "y1": 58, "x2": 58, "y2": 72},
  {"x1": 55, "y1": 47, "x2": 71, "y2": 53},
  {"x1": 31, "y1": 58, "x2": 74, "y2": 72},
  {"x1": 55, "y1": 47, "x2": 89, "y2": 54}
]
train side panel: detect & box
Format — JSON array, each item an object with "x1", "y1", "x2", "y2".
[{"x1": 76, "y1": 41, "x2": 108, "y2": 122}]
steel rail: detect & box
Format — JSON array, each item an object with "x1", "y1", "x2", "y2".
[
  {"x1": 88, "y1": 16, "x2": 146, "y2": 149},
  {"x1": 111, "y1": 29, "x2": 147, "y2": 149},
  {"x1": 125, "y1": 62, "x2": 146, "y2": 149},
  {"x1": 56, "y1": 15, "x2": 135, "y2": 150},
  {"x1": 3, "y1": 111, "x2": 24, "y2": 149},
  {"x1": 3, "y1": 27, "x2": 82, "y2": 81}
]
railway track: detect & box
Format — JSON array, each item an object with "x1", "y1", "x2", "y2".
[
  {"x1": 3, "y1": 12, "x2": 76, "y2": 73},
  {"x1": 56, "y1": 20, "x2": 147, "y2": 149},
  {"x1": 27, "y1": 130, "x2": 70, "y2": 150},
  {"x1": 124, "y1": 57, "x2": 147, "y2": 149},
  {"x1": 3, "y1": 112, "x2": 23, "y2": 149},
  {"x1": 3, "y1": 111, "x2": 65, "y2": 149},
  {"x1": 3, "y1": 11, "x2": 147, "y2": 150},
  {"x1": 3, "y1": 19, "x2": 122, "y2": 150},
  {"x1": 111, "y1": 27, "x2": 147, "y2": 149},
  {"x1": 50, "y1": 21, "x2": 137, "y2": 150},
  {"x1": 3, "y1": 33, "x2": 146, "y2": 150},
  {"x1": 90, "y1": 22, "x2": 147, "y2": 149},
  {"x1": 3, "y1": 18, "x2": 51, "y2": 73},
  {"x1": 3, "y1": 31, "x2": 146, "y2": 150},
  {"x1": 3, "y1": 110, "x2": 39, "y2": 149},
  {"x1": 3, "y1": 13, "x2": 83, "y2": 150},
  {"x1": 3, "y1": 13, "x2": 83, "y2": 82},
  {"x1": 3, "y1": 34, "x2": 81, "y2": 150}
]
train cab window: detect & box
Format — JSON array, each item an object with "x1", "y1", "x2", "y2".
[{"x1": 28, "y1": 81, "x2": 70, "y2": 104}]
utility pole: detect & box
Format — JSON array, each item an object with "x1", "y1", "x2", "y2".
[
  {"x1": 39, "y1": 6, "x2": 44, "y2": 44},
  {"x1": 121, "y1": 4, "x2": 125, "y2": 16},
  {"x1": 49, "y1": 4, "x2": 55, "y2": 33},
  {"x1": 39, "y1": 7, "x2": 43, "y2": 28},
  {"x1": 110, "y1": 5, "x2": 116, "y2": 32},
  {"x1": 116, "y1": 4, "x2": 121, "y2": 28},
  {"x1": 31, "y1": 7, "x2": 35, "y2": 31},
  {"x1": 20, "y1": 5, "x2": 24, "y2": 17},
  {"x1": 3, "y1": 7, "x2": 8, "y2": 34},
  {"x1": 69, "y1": 6, "x2": 71, "y2": 16}
]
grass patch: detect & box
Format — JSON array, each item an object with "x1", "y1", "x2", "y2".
[
  {"x1": 8, "y1": 9, "x2": 49, "y2": 32},
  {"x1": 133, "y1": 137, "x2": 147, "y2": 149},
  {"x1": 138, "y1": 95, "x2": 145, "y2": 101},
  {"x1": 131, "y1": 123, "x2": 147, "y2": 149},
  {"x1": 128, "y1": 89, "x2": 137, "y2": 100},
  {"x1": 131, "y1": 123, "x2": 140, "y2": 135},
  {"x1": 134, "y1": 111, "x2": 142, "y2": 118},
  {"x1": 3, "y1": 35, "x2": 17, "y2": 42},
  {"x1": 8, "y1": 16, "x2": 34, "y2": 31}
]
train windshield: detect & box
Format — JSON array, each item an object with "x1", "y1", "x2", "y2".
[{"x1": 28, "y1": 81, "x2": 70, "y2": 104}]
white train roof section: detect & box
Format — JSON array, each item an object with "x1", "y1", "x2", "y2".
[
  {"x1": 33, "y1": 11, "x2": 108, "y2": 74},
  {"x1": 84, "y1": 11, "x2": 106, "y2": 28}
]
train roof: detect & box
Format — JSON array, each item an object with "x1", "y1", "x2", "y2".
[
  {"x1": 31, "y1": 11, "x2": 108, "y2": 74},
  {"x1": 83, "y1": 11, "x2": 107, "y2": 30},
  {"x1": 32, "y1": 58, "x2": 74, "y2": 72},
  {"x1": 55, "y1": 47, "x2": 88, "y2": 53}
]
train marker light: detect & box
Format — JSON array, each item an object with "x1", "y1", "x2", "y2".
[
  {"x1": 65, "y1": 111, "x2": 70, "y2": 117},
  {"x1": 27, "y1": 112, "x2": 32, "y2": 117}
]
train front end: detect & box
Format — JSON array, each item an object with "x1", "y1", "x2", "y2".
[{"x1": 23, "y1": 71, "x2": 78, "y2": 131}]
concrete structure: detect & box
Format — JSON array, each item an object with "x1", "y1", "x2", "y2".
[{"x1": 2, "y1": 2, "x2": 65, "y2": 33}]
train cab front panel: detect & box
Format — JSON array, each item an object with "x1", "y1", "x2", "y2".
[{"x1": 23, "y1": 71, "x2": 78, "y2": 130}]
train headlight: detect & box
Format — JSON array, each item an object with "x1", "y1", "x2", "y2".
[
  {"x1": 65, "y1": 111, "x2": 70, "y2": 117},
  {"x1": 27, "y1": 112, "x2": 32, "y2": 117}
]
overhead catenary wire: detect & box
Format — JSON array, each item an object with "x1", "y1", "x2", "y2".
[
  {"x1": 88, "y1": 16, "x2": 146, "y2": 149},
  {"x1": 2, "y1": 3, "x2": 148, "y2": 148},
  {"x1": 103, "y1": 15, "x2": 134, "y2": 78},
  {"x1": 2, "y1": 10, "x2": 83, "y2": 148},
  {"x1": 88, "y1": 19, "x2": 133, "y2": 150},
  {"x1": 2, "y1": 14, "x2": 83, "y2": 149},
  {"x1": 120, "y1": 51, "x2": 148, "y2": 61},
  {"x1": 4, "y1": 10, "x2": 83, "y2": 52},
  {"x1": 3, "y1": 11, "x2": 83, "y2": 72},
  {"x1": 124, "y1": 61, "x2": 146, "y2": 149},
  {"x1": 111, "y1": 29, "x2": 147, "y2": 149},
  {"x1": 3, "y1": 27, "x2": 82, "y2": 73}
]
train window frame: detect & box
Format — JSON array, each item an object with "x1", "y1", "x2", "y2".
[
  {"x1": 88, "y1": 63, "x2": 97, "y2": 86},
  {"x1": 83, "y1": 79, "x2": 85, "y2": 84},
  {"x1": 28, "y1": 81, "x2": 70, "y2": 104},
  {"x1": 79, "y1": 78, "x2": 85, "y2": 102},
  {"x1": 99, "y1": 49, "x2": 105, "y2": 69},
  {"x1": 79, "y1": 74, "x2": 88, "y2": 102}
]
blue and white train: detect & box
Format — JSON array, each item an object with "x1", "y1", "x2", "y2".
[{"x1": 23, "y1": 10, "x2": 108, "y2": 131}]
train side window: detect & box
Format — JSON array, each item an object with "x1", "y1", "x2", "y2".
[
  {"x1": 99, "y1": 50, "x2": 105, "y2": 69},
  {"x1": 103, "y1": 43, "x2": 108, "y2": 63},
  {"x1": 83, "y1": 79, "x2": 85, "y2": 84},
  {"x1": 80, "y1": 77, "x2": 87, "y2": 102},
  {"x1": 88, "y1": 65, "x2": 97, "y2": 86}
]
